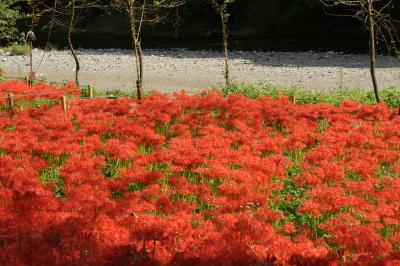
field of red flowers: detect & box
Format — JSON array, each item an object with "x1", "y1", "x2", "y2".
[{"x1": 0, "y1": 80, "x2": 400, "y2": 265}]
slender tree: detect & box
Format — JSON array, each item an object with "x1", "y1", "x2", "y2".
[
  {"x1": 321, "y1": 0, "x2": 399, "y2": 103},
  {"x1": 67, "y1": 0, "x2": 80, "y2": 86},
  {"x1": 25, "y1": 0, "x2": 49, "y2": 84},
  {"x1": 210, "y1": 0, "x2": 236, "y2": 87},
  {"x1": 112, "y1": 0, "x2": 184, "y2": 101},
  {"x1": 48, "y1": 0, "x2": 102, "y2": 86}
]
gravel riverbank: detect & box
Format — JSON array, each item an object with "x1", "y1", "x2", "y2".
[{"x1": 1, "y1": 48, "x2": 399, "y2": 93}]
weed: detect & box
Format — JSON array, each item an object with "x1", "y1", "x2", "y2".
[{"x1": 7, "y1": 44, "x2": 30, "y2": 56}]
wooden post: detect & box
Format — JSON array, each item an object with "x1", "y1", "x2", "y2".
[
  {"x1": 29, "y1": 41, "x2": 33, "y2": 86},
  {"x1": 62, "y1": 96, "x2": 67, "y2": 111},
  {"x1": 289, "y1": 95, "x2": 296, "y2": 104},
  {"x1": 7, "y1": 93, "x2": 14, "y2": 112},
  {"x1": 88, "y1": 85, "x2": 93, "y2": 99},
  {"x1": 26, "y1": 31, "x2": 36, "y2": 87}
]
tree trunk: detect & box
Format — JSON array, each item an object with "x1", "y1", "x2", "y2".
[
  {"x1": 367, "y1": 0, "x2": 380, "y2": 103},
  {"x1": 129, "y1": 3, "x2": 143, "y2": 102},
  {"x1": 68, "y1": 0, "x2": 80, "y2": 87},
  {"x1": 29, "y1": 41, "x2": 33, "y2": 86},
  {"x1": 220, "y1": 9, "x2": 230, "y2": 87},
  {"x1": 136, "y1": 39, "x2": 143, "y2": 100}
]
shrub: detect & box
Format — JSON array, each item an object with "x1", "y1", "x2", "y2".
[
  {"x1": 381, "y1": 86, "x2": 400, "y2": 109},
  {"x1": 0, "y1": 0, "x2": 23, "y2": 45},
  {"x1": 6, "y1": 43, "x2": 30, "y2": 56}
]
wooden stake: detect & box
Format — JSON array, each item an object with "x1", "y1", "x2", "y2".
[
  {"x1": 28, "y1": 41, "x2": 34, "y2": 86},
  {"x1": 7, "y1": 93, "x2": 14, "y2": 112},
  {"x1": 289, "y1": 95, "x2": 296, "y2": 104},
  {"x1": 88, "y1": 85, "x2": 93, "y2": 99},
  {"x1": 62, "y1": 96, "x2": 67, "y2": 111}
]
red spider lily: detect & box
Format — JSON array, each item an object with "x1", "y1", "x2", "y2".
[{"x1": 1, "y1": 81, "x2": 400, "y2": 265}]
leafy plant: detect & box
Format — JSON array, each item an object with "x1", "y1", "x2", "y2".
[
  {"x1": 6, "y1": 43, "x2": 29, "y2": 56},
  {"x1": 0, "y1": 0, "x2": 23, "y2": 45}
]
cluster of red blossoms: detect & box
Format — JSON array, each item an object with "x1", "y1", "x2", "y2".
[
  {"x1": 0, "y1": 80, "x2": 80, "y2": 108},
  {"x1": 0, "y1": 81, "x2": 399, "y2": 265},
  {"x1": 0, "y1": 80, "x2": 79, "y2": 98}
]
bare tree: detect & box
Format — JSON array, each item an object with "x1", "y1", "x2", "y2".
[
  {"x1": 47, "y1": 0, "x2": 102, "y2": 86},
  {"x1": 25, "y1": 0, "x2": 45, "y2": 85},
  {"x1": 67, "y1": 0, "x2": 80, "y2": 86},
  {"x1": 210, "y1": 0, "x2": 236, "y2": 87},
  {"x1": 112, "y1": 0, "x2": 184, "y2": 102},
  {"x1": 321, "y1": 0, "x2": 399, "y2": 103}
]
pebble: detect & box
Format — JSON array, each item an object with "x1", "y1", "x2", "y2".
[{"x1": 0, "y1": 48, "x2": 399, "y2": 92}]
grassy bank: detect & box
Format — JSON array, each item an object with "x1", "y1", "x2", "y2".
[{"x1": 221, "y1": 83, "x2": 400, "y2": 108}]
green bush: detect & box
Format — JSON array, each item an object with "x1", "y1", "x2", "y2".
[
  {"x1": 7, "y1": 43, "x2": 29, "y2": 56},
  {"x1": 0, "y1": 0, "x2": 23, "y2": 45},
  {"x1": 381, "y1": 86, "x2": 400, "y2": 109}
]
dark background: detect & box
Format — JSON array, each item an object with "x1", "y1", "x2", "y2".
[{"x1": 31, "y1": 0, "x2": 400, "y2": 53}]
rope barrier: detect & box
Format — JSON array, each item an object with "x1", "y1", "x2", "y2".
[
  {"x1": 1, "y1": 92, "x2": 126, "y2": 100},
  {"x1": 0, "y1": 94, "x2": 126, "y2": 113},
  {"x1": 1, "y1": 76, "x2": 25, "y2": 81},
  {"x1": 0, "y1": 76, "x2": 89, "y2": 87},
  {"x1": 1, "y1": 93, "x2": 124, "y2": 101},
  {"x1": 68, "y1": 96, "x2": 123, "y2": 100},
  {"x1": 0, "y1": 77, "x2": 134, "y2": 112},
  {"x1": 28, "y1": 98, "x2": 59, "y2": 103},
  {"x1": 1, "y1": 89, "x2": 81, "y2": 99}
]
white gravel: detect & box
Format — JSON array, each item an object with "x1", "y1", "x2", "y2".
[{"x1": 0, "y1": 48, "x2": 399, "y2": 93}]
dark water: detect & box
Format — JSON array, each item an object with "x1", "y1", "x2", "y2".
[{"x1": 35, "y1": 33, "x2": 372, "y2": 54}]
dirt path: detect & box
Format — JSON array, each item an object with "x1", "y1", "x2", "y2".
[{"x1": 1, "y1": 48, "x2": 399, "y2": 93}]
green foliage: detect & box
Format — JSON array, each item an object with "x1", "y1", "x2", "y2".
[
  {"x1": 80, "y1": 86, "x2": 153, "y2": 99},
  {"x1": 38, "y1": 153, "x2": 69, "y2": 199},
  {"x1": 0, "y1": 0, "x2": 23, "y2": 45},
  {"x1": 271, "y1": 164, "x2": 333, "y2": 240},
  {"x1": 381, "y1": 87, "x2": 400, "y2": 109},
  {"x1": 41, "y1": 153, "x2": 69, "y2": 167},
  {"x1": 102, "y1": 158, "x2": 131, "y2": 179},
  {"x1": 285, "y1": 148, "x2": 306, "y2": 164},
  {"x1": 345, "y1": 172, "x2": 363, "y2": 182},
  {"x1": 6, "y1": 43, "x2": 29, "y2": 56},
  {"x1": 376, "y1": 163, "x2": 397, "y2": 178},
  {"x1": 137, "y1": 144, "x2": 154, "y2": 155},
  {"x1": 128, "y1": 181, "x2": 146, "y2": 192},
  {"x1": 146, "y1": 162, "x2": 170, "y2": 171},
  {"x1": 80, "y1": 86, "x2": 134, "y2": 98},
  {"x1": 180, "y1": 169, "x2": 200, "y2": 184},
  {"x1": 270, "y1": 165, "x2": 305, "y2": 222},
  {"x1": 171, "y1": 193, "x2": 217, "y2": 216},
  {"x1": 222, "y1": 82, "x2": 400, "y2": 108},
  {"x1": 316, "y1": 119, "x2": 330, "y2": 134},
  {"x1": 39, "y1": 167, "x2": 66, "y2": 198}
]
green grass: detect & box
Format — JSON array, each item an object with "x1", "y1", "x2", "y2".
[
  {"x1": 221, "y1": 83, "x2": 400, "y2": 108},
  {"x1": 6, "y1": 44, "x2": 30, "y2": 56},
  {"x1": 80, "y1": 86, "x2": 143, "y2": 99},
  {"x1": 2, "y1": 77, "x2": 400, "y2": 109},
  {"x1": 79, "y1": 86, "x2": 154, "y2": 99}
]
